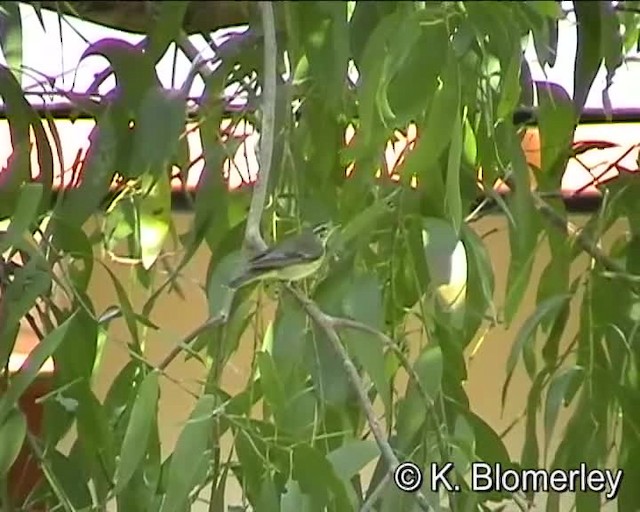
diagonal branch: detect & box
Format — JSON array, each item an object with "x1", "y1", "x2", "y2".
[
  {"x1": 532, "y1": 192, "x2": 627, "y2": 275},
  {"x1": 285, "y1": 284, "x2": 432, "y2": 512},
  {"x1": 244, "y1": 1, "x2": 277, "y2": 254}
]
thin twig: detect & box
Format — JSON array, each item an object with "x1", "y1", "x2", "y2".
[
  {"x1": 285, "y1": 285, "x2": 431, "y2": 512},
  {"x1": 360, "y1": 473, "x2": 390, "y2": 512},
  {"x1": 244, "y1": 1, "x2": 277, "y2": 253},
  {"x1": 157, "y1": 314, "x2": 226, "y2": 371},
  {"x1": 331, "y1": 316, "x2": 459, "y2": 508}
]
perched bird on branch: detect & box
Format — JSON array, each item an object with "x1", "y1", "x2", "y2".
[{"x1": 229, "y1": 222, "x2": 338, "y2": 289}]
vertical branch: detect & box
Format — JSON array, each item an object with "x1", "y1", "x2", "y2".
[{"x1": 244, "y1": 1, "x2": 277, "y2": 253}]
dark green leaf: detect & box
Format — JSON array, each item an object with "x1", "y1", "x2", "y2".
[
  {"x1": 544, "y1": 366, "x2": 583, "y2": 456},
  {"x1": 521, "y1": 371, "x2": 545, "y2": 471},
  {"x1": 496, "y1": 44, "x2": 522, "y2": 122},
  {"x1": 0, "y1": 65, "x2": 53, "y2": 217},
  {"x1": 145, "y1": 1, "x2": 189, "y2": 64},
  {"x1": 292, "y1": 444, "x2": 351, "y2": 510},
  {"x1": 356, "y1": 10, "x2": 403, "y2": 149},
  {"x1": 207, "y1": 249, "x2": 243, "y2": 319},
  {"x1": 398, "y1": 48, "x2": 459, "y2": 203},
  {"x1": 48, "y1": 449, "x2": 94, "y2": 509},
  {"x1": 100, "y1": 263, "x2": 141, "y2": 351},
  {"x1": 0, "y1": 182, "x2": 43, "y2": 254},
  {"x1": 129, "y1": 87, "x2": 187, "y2": 179},
  {"x1": 503, "y1": 125, "x2": 540, "y2": 325},
  {"x1": 58, "y1": 112, "x2": 117, "y2": 227},
  {"x1": 573, "y1": 2, "x2": 604, "y2": 112},
  {"x1": 80, "y1": 38, "x2": 155, "y2": 111},
  {"x1": 256, "y1": 351, "x2": 287, "y2": 423},
  {"x1": 326, "y1": 440, "x2": 378, "y2": 482},
  {"x1": 0, "y1": 1, "x2": 22, "y2": 82},
  {"x1": 271, "y1": 294, "x2": 307, "y2": 387},
  {"x1": 137, "y1": 171, "x2": 172, "y2": 269},
  {"x1": 397, "y1": 345, "x2": 443, "y2": 449},
  {"x1": 535, "y1": 82, "x2": 576, "y2": 189},
  {"x1": 502, "y1": 294, "x2": 570, "y2": 409},
  {"x1": 0, "y1": 407, "x2": 26, "y2": 477},
  {"x1": 528, "y1": 1, "x2": 564, "y2": 19},
  {"x1": 446, "y1": 106, "x2": 464, "y2": 234},
  {"x1": 0, "y1": 310, "x2": 78, "y2": 424},
  {"x1": 341, "y1": 274, "x2": 390, "y2": 413},
  {"x1": 114, "y1": 370, "x2": 160, "y2": 493},
  {"x1": 161, "y1": 394, "x2": 217, "y2": 512}
]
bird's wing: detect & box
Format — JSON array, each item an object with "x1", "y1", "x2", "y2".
[
  {"x1": 247, "y1": 232, "x2": 321, "y2": 270},
  {"x1": 247, "y1": 246, "x2": 318, "y2": 271}
]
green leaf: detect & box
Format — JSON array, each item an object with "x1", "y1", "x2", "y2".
[
  {"x1": 0, "y1": 310, "x2": 78, "y2": 424},
  {"x1": 100, "y1": 263, "x2": 141, "y2": 351},
  {"x1": 385, "y1": 16, "x2": 448, "y2": 126},
  {"x1": 573, "y1": 2, "x2": 604, "y2": 112},
  {"x1": 462, "y1": 115, "x2": 477, "y2": 166},
  {"x1": 521, "y1": 370, "x2": 545, "y2": 470},
  {"x1": 341, "y1": 274, "x2": 391, "y2": 413},
  {"x1": 398, "y1": 48, "x2": 459, "y2": 200},
  {"x1": 446, "y1": 106, "x2": 464, "y2": 235},
  {"x1": 0, "y1": 1, "x2": 22, "y2": 82},
  {"x1": 281, "y1": 479, "x2": 312, "y2": 512},
  {"x1": 0, "y1": 407, "x2": 26, "y2": 477},
  {"x1": 48, "y1": 449, "x2": 94, "y2": 509},
  {"x1": 74, "y1": 385, "x2": 116, "y2": 499},
  {"x1": 397, "y1": 345, "x2": 443, "y2": 448},
  {"x1": 496, "y1": 43, "x2": 521, "y2": 122},
  {"x1": 294, "y1": 2, "x2": 350, "y2": 113},
  {"x1": 0, "y1": 182, "x2": 42, "y2": 254},
  {"x1": 145, "y1": 1, "x2": 189, "y2": 64},
  {"x1": 356, "y1": 10, "x2": 403, "y2": 148},
  {"x1": 503, "y1": 125, "x2": 540, "y2": 325},
  {"x1": 114, "y1": 370, "x2": 160, "y2": 493},
  {"x1": 376, "y1": 11, "x2": 422, "y2": 124},
  {"x1": 326, "y1": 439, "x2": 379, "y2": 481},
  {"x1": 461, "y1": 224, "x2": 496, "y2": 327},
  {"x1": 544, "y1": 366, "x2": 583, "y2": 455},
  {"x1": 58, "y1": 112, "x2": 117, "y2": 227},
  {"x1": 528, "y1": 0, "x2": 564, "y2": 19},
  {"x1": 501, "y1": 294, "x2": 570, "y2": 409},
  {"x1": 80, "y1": 38, "x2": 155, "y2": 111},
  {"x1": 53, "y1": 307, "x2": 98, "y2": 385},
  {"x1": 600, "y1": 2, "x2": 623, "y2": 113},
  {"x1": 292, "y1": 444, "x2": 351, "y2": 510},
  {"x1": 137, "y1": 172, "x2": 171, "y2": 269},
  {"x1": 49, "y1": 217, "x2": 95, "y2": 293},
  {"x1": 535, "y1": 82, "x2": 576, "y2": 188},
  {"x1": 271, "y1": 294, "x2": 307, "y2": 387},
  {"x1": 256, "y1": 351, "x2": 287, "y2": 424},
  {"x1": 413, "y1": 344, "x2": 444, "y2": 403},
  {"x1": 0, "y1": 63, "x2": 53, "y2": 217},
  {"x1": 161, "y1": 394, "x2": 217, "y2": 512},
  {"x1": 129, "y1": 87, "x2": 186, "y2": 179},
  {"x1": 207, "y1": 249, "x2": 244, "y2": 319}
]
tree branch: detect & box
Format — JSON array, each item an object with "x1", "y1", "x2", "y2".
[
  {"x1": 285, "y1": 284, "x2": 431, "y2": 512},
  {"x1": 243, "y1": 1, "x2": 277, "y2": 253},
  {"x1": 532, "y1": 193, "x2": 627, "y2": 275}
]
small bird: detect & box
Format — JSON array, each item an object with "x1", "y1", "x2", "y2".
[{"x1": 228, "y1": 222, "x2": 338, "y2": 289}]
